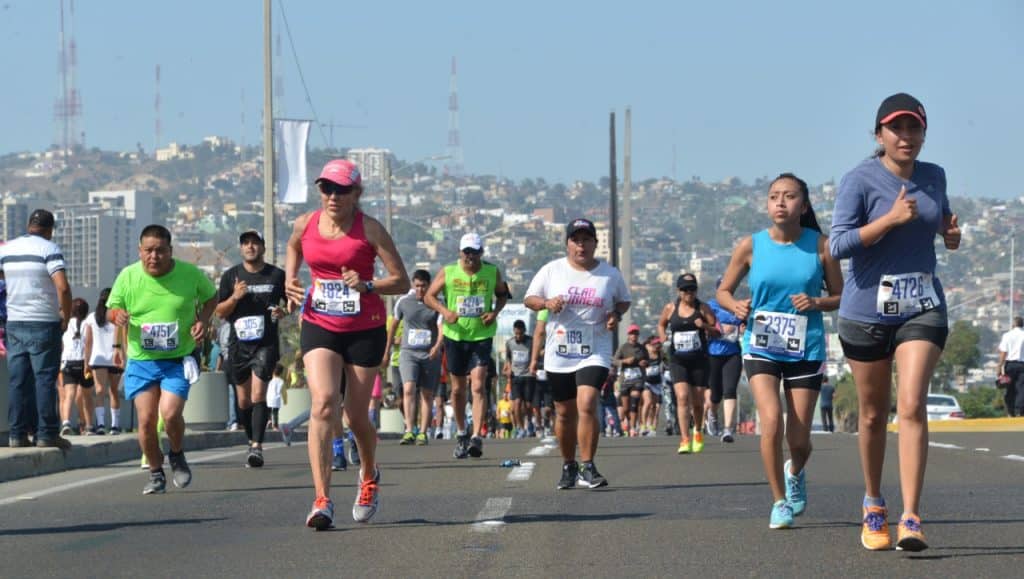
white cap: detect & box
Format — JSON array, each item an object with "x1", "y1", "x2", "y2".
[{"x1": 459, "y1": 232, "x2": 483, "y2": 251}]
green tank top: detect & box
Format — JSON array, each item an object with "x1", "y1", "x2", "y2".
[{"x1": 443, "y1": 261, "x2": 499, "y2": 341}]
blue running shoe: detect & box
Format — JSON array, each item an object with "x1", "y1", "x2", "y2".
[
  {"x1": 769, "y1": 500, "x2": 794, "y2": 529},
  {"x1": 784, "y1": 459, "x2": 807, "y2": 516}
]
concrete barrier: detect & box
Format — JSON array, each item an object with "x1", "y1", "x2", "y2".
[
  {"x1": 279, "y1": 387, "x2": 311, "y2": 424},
  {"x1": 379, "y1": 408, "x2": 403, "y2": 434},
  {"x1": 181, "y1": 371, "x2": 229, "y2": 430},
  {"x1": 888, "y1": 416, "x2": 1024, "y2": 433}
]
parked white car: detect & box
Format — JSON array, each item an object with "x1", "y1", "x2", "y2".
[{"x1": 926, "y1": 394, "x2": 965, "y2": 421}]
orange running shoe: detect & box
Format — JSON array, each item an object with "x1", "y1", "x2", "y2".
[
  {"x1": 896, "y1": 514, "x2": 928, "y2": 552},
  {"x1": 677, "y1": 436, "x2": 692, "y2": 454},
  {"x1": 692, "y1": 430, "x2": 705, "y2": 453},
  {"x1": 861, "y1": 505, "x2": 891, "y2": 551}
]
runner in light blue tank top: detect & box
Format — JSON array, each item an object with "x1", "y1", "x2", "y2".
[{"x1": 717, "y1": 173, "x2": 844, "y2": 532}]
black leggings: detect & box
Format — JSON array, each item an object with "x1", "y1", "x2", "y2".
[{"x1": 708, "y1": 353, "x2": 741, "y2": 404}]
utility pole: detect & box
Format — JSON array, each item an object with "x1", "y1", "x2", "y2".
[
  {"x1": 622, "y1": 106, "x2": 633, "y2": 331},
  {"x1": 609, "y1": 111, "x2": 619, "y2": 351},
  {"x1": 262, "y1": 0, "x2": 276, "y2": 264},
  {"x1": 1010, "y1": 233, "x2": 1016, "y2": 329}
]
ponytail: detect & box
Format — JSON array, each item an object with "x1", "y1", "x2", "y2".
[{"x1": 95, "y1": 287, "x2": 111, "y2": 328}]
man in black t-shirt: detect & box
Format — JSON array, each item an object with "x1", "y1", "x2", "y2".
[{"x1": 215, "y1": 230, "x2": 287, "y2": 467}]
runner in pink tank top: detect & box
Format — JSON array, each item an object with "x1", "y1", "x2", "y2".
[{"x1": 284, "y1": 159, "x2": 410, "y2": 530}]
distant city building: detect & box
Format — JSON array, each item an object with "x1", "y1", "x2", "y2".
[
  {"x1": 155, "y1": 142, "x2": 195, "y2": 162},
  {"x1": 346, "y1": 148, "x2": 393, "y2": 183},
  {"x1": 594, "y1": 222, "x2": 611, "y2": 263},
  {"x1": 1, "y1": 197, "x2": 29, "y2": 241},
  {"x1": 54, "y1": 190, "x2": 153, "y2": 290}
]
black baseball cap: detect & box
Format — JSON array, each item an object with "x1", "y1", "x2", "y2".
[
  {"x1": 28, "y1": 209, "x2": 55, "y2": 229},
  {"x1": 676, "y1": 273, "x2": 698, "y2": 291},
  {"x1": 875, "y1": 93, "x2": 927, "y2": 130},
  {"x1": 239, "y1": 230, "x2": 264, "y2": 244},
  {"x1": 565, "y1": 218, "x2": 597, "y2": 240}
]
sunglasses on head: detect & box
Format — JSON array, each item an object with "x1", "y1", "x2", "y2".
[{"x1": 318, "y1": 181, "x2": 356, "y2": 196}]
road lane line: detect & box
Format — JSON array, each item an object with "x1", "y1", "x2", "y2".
[
  {"x1": 975, "y1": 448, "x2": 991, "y2": 452},
  {"x1": 1001, "y1": 454, "x2": 1024, "y2": 462},
  {"x1": 0, "y1": 443, "x2": 296, "y2": 507},
  {"x1": 507, "y1": 461, "x2": 536, "y2": 482},
  {"x1": 471, "y1": 497, "x2": 512, "y2": 533},
  {"x1": 526, "y1": 446, "x2": 552, "y2": 456},
  {"x1": 928, "y1": 442, "x2": 963, "y2": 450}
]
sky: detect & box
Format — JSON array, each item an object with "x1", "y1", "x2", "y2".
[{"x1": 1, "y1": 0, "x2": 1022, "y2": 198}]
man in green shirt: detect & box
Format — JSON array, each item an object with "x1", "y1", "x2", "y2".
[
  {"x1": 107, "y1": 225, "x2": 218, "y2": 495},
  {"x1": 425, "y1": 233, "x2": 509, "y2": 459}
]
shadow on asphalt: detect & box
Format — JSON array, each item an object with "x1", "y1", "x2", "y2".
[
  {"x1": 376, "y1": 511, "x2": 652, "y2": 528},
  {"x1": 0, "y1": 517, "x2": 226, "y2": 536},
  {"x1": 623, "y1": 481, "x2": 767, "y2": 491},
  {"x1": 908, "y1": 546, "x2": 1024, "y2": 560}
]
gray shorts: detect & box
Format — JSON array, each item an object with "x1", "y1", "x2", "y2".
[
  {"x1": 399, "y1": 353, "x2": 440, "y2": 392},
  {"x1": 838, "y1": 308, "x2": 948, "y2": 362}
]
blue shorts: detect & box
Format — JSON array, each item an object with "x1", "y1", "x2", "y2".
[{"x1": 124, "y1": 359, "x2": 191, "y2": 401}]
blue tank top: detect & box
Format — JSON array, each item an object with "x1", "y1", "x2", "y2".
[
  {"x1": 708, "y1": 299, "x2": 742, "y2": 357},
  {"x1": 742, "y1": 228, "x2": 826, "y2": 362}
]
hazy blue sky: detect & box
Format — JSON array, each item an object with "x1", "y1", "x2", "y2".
[{"x1": 1, "y1": 1, "x2": 1021, "y2": 197}]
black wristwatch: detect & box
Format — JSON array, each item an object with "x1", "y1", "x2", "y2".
[{"x1": 364, "y1": 280, "x2": 375, "y2": 294}]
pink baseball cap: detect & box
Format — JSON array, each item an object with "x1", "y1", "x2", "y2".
[
  {"x1": 627, "y1": 324, "x2": 640, "y2": 334},
  {"x1": 316, "y1": 159, "x2": 362, "y2": 187}
]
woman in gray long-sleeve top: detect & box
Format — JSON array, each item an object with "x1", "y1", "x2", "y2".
[{"x1": 829, "y1": 93, "x2": 961, "y2": 553}]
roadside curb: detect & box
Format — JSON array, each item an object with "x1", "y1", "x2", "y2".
[
  {"x1": 887, "y1": 416, "x2": 1024, "y2": 433},
  {"x1": 0, "y1": 429, "x2": 401, "y2": 483}
]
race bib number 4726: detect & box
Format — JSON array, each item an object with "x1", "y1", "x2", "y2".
[{"x1": 876, "y1": 272, "x2": 938, "y2": 320}]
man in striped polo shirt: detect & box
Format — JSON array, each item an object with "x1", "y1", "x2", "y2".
[{"x1": 0, "y1": 209, "x2": 72, "y2": 449}]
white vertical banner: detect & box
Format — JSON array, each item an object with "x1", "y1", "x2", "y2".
[{"x1": 275, "y1": 119, "x2": 311, "y2": 204}]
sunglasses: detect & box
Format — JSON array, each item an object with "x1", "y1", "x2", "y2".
[
  {"x1": 462, "y1": 248, "x2": 483, "y2": 256},
  {"x1": 679, "y1": 287, "x2": 698, "y2": 292},
  {"x1": 318, "y1": 181, "x2": 356, "y2": 197}
]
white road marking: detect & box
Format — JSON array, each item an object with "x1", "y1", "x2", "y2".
[
  {"x1": 975, "y1": 448, "x2": 991, "y2": 452},
  {"x1": 0, "y1": 443, "x2": 296, "y2": 508},
  {"x1": 471, "y1": 497, "x2": 512, "y2": 533},
  {"x1": 506, "y1": 461, "x2": 536, "y2": 482},
  {"x1": 928, "y1": 442, "x2": 963, "y2": 450},
  {"x1": 1002, "y1": 454, "x2": 1024, "y2": 462},
  {"x1": 526, "y1": 446, "x2": 552, "y2": 456}
]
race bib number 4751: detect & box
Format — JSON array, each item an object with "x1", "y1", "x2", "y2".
[{"x1": 141, "y1": 322, "x2": 179, "y2": 351}]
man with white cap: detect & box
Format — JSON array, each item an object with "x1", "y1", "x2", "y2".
[{"x1": 425, "y1": 232, "x2": 510, "y2": 459}]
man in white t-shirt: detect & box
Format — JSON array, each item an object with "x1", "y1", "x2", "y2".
[
  {"x1": 0, "y1": 210, "x2": 73, "y2": 448},
  {"x1": 524, "y1": 218, "x2": 630, "y2": 490},
  {"x1": 997, "y1": 316, "x2": 1024, "y2": 416}
]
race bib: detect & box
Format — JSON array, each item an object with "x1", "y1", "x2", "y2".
[
  {"x1": 623, "y1": 367, "x2": 643, "y2": 382},
  {"x1": 141, "y1": 322, "x2": 179, "y2": 351},
  {"x1": 877, "y1": 272, "x2": 939, "y2": 320},
  {"x1": 233, "y1": 315, "x2": 265, "y2": 342},
  {"x1": 719, "y1": 323, "x2": 740, "y2": 343},
  {"x1": 407, "y1": 328, "x2": 432, "y2": 349},
  {"x1": 554, "y1": 326, "x2": 594, "y2": 359},
  {"x1": 512, "y1": 350, "x2": 529, "y2": 364},
  {"x1": 673, "y1": 330, "x2": 702, "y2": 354},
  {"x1": 311, "y1": 279, "x2": 361, "y2": 317},
  {"x1": 456, "y1": 295, "x2": 485, "y2": 318},
  {"x1": 750, "y1": 311, "x2": 807, "y2": 359},
  {"x1": 645, "y1": 363, "x2": 661, "y2": 378}
]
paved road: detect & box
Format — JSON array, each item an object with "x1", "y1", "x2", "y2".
[{"x1": 1, "y1": 430, "x2": 1021, "y2": 578}]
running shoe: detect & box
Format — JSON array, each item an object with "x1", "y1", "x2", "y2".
[
  {"x1": 167, "y1": 450, "x2": 192, "y2": 489},
  {"x1": 721, "y1": 428, "x2": 735, "y2": 443},
  {"x1": 468, "y1": 435, "x2": 484, "y2": 458},
  {"x1": 677, "y1": 436, "x2": 692, "y2": 454},
  {"x1": 577, "y1": 462, "x2": 608, "y2": 489},
  {"x1": 415, "y1": 433, "x2": 428, "y2": 446},
  {"x1": 246, "y1": 446, "x2": 264, "y2": 468},
  {"x1": 84, "y1": 427, "x2": 96, "y2": 436},
  {"x1": 95, "y1": 425, "x2": 105, "y2": 436},
  {"x1": 706, "y1": 413, "x2": 720, "y2": 437},
  {"x1": 109, "y1": 427, "x2": 121, "y2": 436},
  {"x1": 306, "y1": 496, "x2": 335, "y2": 531},
  {"x1": 861, "y1": 504, "x2": 891, "y2": 551},
  {"x1": 60, "y1": 422, "x2": 72, "y2": 437},
  {"x1": 36, "y1": 436, "x2": 72, "y2": 450},
  {"x1": 896, "y1": 514, "x2": 928, "y2": 552},
  {"x1": 453, "y1": 434, "x2": 471, "y2": 459},
  {"x1": 783, "y1": 459, "x2": 807, "y2": 516},
  {"x1": 347, "y1": 434, "x2": 361, "y2": 466},
  {"x1": 399, "y1": 432, "x2": 415, "y2": 445},
  {"x1": 331, "y1": 451, "x2": 347, "y2": 471},
  {"x1": 280, "y1": 423, "x2": 293, "y2": 446},
  {"x1": 143, "y1": 470, "x2": 167, "y2": 495},
  {"x1": 692, "y1": 430, "x2": 705, "y2": 453},
  {"x1": 435, "y1": 428, "x2": 444, "y2": 440},
  {"x1": 557, "y1": 461, "x2": 578, "y2": 490},
  {"x1": 352, "y1": 466, "x2": 382, "y2": 523},
  {"x1": 769, "y1": 499, "x2": 794, "y2": 529}
]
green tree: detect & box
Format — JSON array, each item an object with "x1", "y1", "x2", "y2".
[
  {"x1": 935, "y1": 320, "x2": 980, "y2": 391},
  {"x1": 833, "y1": 373, "x2": 860, "y2": 432},
  {"x1": 955, "y1": 387, "x2": 1003, "y2": 418}
]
